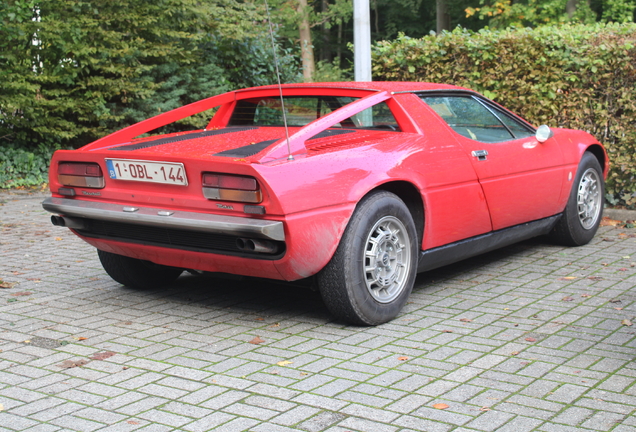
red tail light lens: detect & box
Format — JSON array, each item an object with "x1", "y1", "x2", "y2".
[
  {"x1": 58, "y1": 162, "x2": 105, "y2": 188},
  {"x1": 202, "y1": 173, "x2": 261, "y2": 203},
  {"x1": 59, "y1": 162, "x2": 103, "y2": 177}
]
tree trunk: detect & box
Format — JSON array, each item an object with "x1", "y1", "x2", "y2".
[
  {"x1": 298, "y1": 0, "x2": 315, "y2": 82},
  {"x1": 321, "y1": 0, "x2": 332, "y2": 62},
  {"x1": 436, "y1": 0, "x2": 451, "y2": 33},
  {"x1": 566, "y1": 0, "x2": 577, "y2": 18}
]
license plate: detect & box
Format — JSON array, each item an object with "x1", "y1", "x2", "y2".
[{"x1": 105, "y1": 159, "x2": 188, "y2": 186}]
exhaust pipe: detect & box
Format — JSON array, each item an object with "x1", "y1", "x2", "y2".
[
  {"x1": 50, "y1": 215, "x2": 86, "y2": 230},
  {"x1": 236, "y1": 238, "x2": 278, "y2": 254}
]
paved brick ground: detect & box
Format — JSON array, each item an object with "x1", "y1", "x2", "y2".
[{"x1": 1, "y1": 189, "x2": 635, "y2": 432}]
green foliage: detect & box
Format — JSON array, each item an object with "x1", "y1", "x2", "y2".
[
  {"x1": 0, "y1": 0, "x2": 300, "y2": 151},
  {"x1": 0, "y1": 143, "x2": 57, "y2": 188},
  {"x1": 372, "y1": 23, "x2": 636, "y2": 208},
  {"x1": 465, "y1": 0, "x2": 635, "y2": 28}
]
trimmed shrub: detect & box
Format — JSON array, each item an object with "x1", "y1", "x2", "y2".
[{"x1": 372, "y1": 23, "x2": 636, "y2": 208}]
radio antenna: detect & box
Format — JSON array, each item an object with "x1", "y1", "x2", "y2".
[{"x1": 264, "y1": 0, "x2": 293, "y2": 161}]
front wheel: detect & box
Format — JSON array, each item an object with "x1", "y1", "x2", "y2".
[
  {"x1": 97, "y1": 250, "x2": 183, "y2": 289},
  {"x1": 550, "y1": 152, "x2": 604, "y2": 246},
  {"x1": 316, "y1": 191, "x2": 418, "y2": 326}
]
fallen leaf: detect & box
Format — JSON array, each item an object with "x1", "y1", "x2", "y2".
[
  {"x1": 249, "y1": 337, "x2": 265, "y2": 345},
  {"x1": 459, "y1": 318, "x2": 472, "y2": 322},
  {"x1": 618, "y1": 268, "x2": 627, "y2": 271},
  {"x1": 581, "y1": 294, "x2": 591, "y2": 298},
  {"x1": 7, "y1": 298, "x2": 17, "y2": 303},
  {"x1": 0, "y1": 403, "x2": 3, "y2": 411},
  {"x1": 588, "y1": 276, "x2": 603, "y2": 280},
  {"x1": 610, "y1": 299, "x2": 622, "y2": 303},
  {"x1": 277, "y1": 360, "x2": 293, "y2": 366},
  {"x1": 433, "y1": 403, "x2": 449, "y2": 410},
  {"x1": 560, "y1": 277, "x2": 577, "y2": 280},
  {"x1": 73, "y1": 337, "x2": 88, "y2": 341},
  {"x1": 11, "y1": 292, "x2": 32, "y2": 296},
  {"x1": 511, "y1": 351, "x2": 520, "y2": 356},
  {"x1": 0, "y1": 281, "x2": 16, "y2": 289},
  {"x1": 127, "y1": 421, "x2": 140, "y2": 425},
  {"x1": 614, "y1": 307, "x2": 623, "y2": 311},
  {"x1": 525, "y1": 337, "x2": 537, "y2": 342},
  {"x1": 479, "y1": 406, "x2": 491, "y2": 411},
  {"x1": 255, "y1": 317, "x2": 264, "y2": 321},
  {"x1": 270, "y1": 323, "x2": 280, "y2": 328},
  {"x1": 89, "y1": 351, "x2": 116, "y2": 361},
  {"x1": 600, "y1": 217, "x2": 621, "y2": 227},
  {"x1": 57, "y1": 359, "x2": 89, "y2": 369},
  {"x1": 562, "y1": 296, "x2": 575, "y2": 302},
  {"x1": 55, "y1": 237, "x2": 62, "y2": 241},
  {"x1": 621, "y1": 319, "x2": 633, "y2": 327},
  {"x1": 397, "y1": 356, "x2": 409, "y2": 361}
]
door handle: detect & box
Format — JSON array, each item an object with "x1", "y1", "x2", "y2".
[{"x1": 471, "y1": 150, "x2": 488, "y2": 161}]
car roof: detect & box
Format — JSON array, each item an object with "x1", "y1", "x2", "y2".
[{"x1": 237, "y1": 81, "x2": 469, "y2": 93}]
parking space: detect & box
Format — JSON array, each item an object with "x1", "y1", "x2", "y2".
[{"x1": 1, "y1": 189, "x2": 635, "y2": 432}]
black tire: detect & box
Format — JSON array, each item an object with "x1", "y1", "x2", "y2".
[
  {"x1": 550, "y1": 152, "x2": 604, "y2": 246},
  {"x1": 316, "y1": 191, "x2": 418, "y2": 326},
  {"x1": 97, "y1": 250, "x2": 183, "y2": 289}
]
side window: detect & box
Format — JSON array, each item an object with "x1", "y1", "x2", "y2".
[{"x1": 420, "y1": 95, "x2": 533, "y2": 142}]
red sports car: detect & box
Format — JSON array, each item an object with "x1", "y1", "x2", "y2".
[{"x1": 43, "y1": 82, "x2": 608, "y2": 325}]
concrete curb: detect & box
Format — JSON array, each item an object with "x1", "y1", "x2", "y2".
[{"x1": 604, "y1": 207, "x2": 636, "y2": 222}]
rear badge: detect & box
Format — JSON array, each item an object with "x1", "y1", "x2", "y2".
[{"x1": 216, "y1": 204, "x2": 234, "y2": 210}]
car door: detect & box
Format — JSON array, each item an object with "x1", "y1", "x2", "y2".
[{"x1": 420, "y1": 93, "x2": 566, "y2": 231}]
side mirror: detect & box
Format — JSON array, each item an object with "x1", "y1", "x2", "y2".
[{"x1": 536, "y1": 125, "x2": 554, "y2": 143}]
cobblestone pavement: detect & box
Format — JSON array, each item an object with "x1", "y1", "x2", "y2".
[{"x1": 1, "y1": 189, "x2": 635, "y2": 432}]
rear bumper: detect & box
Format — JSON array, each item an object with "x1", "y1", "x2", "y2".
[{"x1": 42, "y1": 197, "x2": 285, "y2": 241}]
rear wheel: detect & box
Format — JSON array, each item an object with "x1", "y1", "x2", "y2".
[
  {"x1": 316, "y1": 191, "x2": 418, "y2": 326},
  {"x1": 97, "y1": 250, "x2": 183, "y2": 289},
  {"x1": 550, "y1": 152, "x2": 604, "y2": 246}
]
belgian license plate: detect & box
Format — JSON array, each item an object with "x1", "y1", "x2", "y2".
[{"x1": 105, "y1": 159, "x2": 188, "y2": 186}]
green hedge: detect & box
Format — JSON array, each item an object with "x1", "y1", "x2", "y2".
[{"x1": 372, "y1": 23, "x2": 636, "y2": 208}]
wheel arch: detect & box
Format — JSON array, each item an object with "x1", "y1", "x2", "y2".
[
  {"x1": 367, "y1": 181, "x2": 424, "y2": 249},
  {"x1": 585, "y1": 144, "x2": 608, "y2": 177}
]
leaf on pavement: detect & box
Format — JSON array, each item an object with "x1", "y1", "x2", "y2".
[
  {"x1": 561, "y1": 296, "x2": 575, "y2": 302},
  {"x1": 459, "y1": 318, "x2": 472, "y2": 322},
  {"x1": 276, "y1": 360, "x2": 292, "y2": 366},
  {"x1": 397, "y1": 356, "x2": 409, "y2": 361},
  {"x1": 621, "y1": 319, "x2": 633, "y2": 327},
  {"x1": 0, "y1": 281, "x2": 15, "y2": 289},
  {"x1": 89, "y1": 351, "x2": 116, "y2": 361},
  {"x1": 11, "y1": 292, "x2": 32, "y2": 296},
  {"x1": 57, "y1": 359, "x2": 89, "y2": 369},
  {"x1": 249, "y1": 337, "x2": 265, "y2": 345},
  {"x1": 600, "y1": 217, "x2": 621, "y2": 227},
  {"x1": 525, "y1": 337, "x2": 537, "y2": 342},
  {"x1": 433, "y1": 403, "x2": 449, "y2": 410}
]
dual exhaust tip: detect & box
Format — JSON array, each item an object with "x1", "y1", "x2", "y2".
[{"x1": 236, "y1": 238, "x2": 278, "y2": 254}]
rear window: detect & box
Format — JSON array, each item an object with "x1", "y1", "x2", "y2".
[{"x1": 228, "y1": 96, "x2": 400, "y2": 131}]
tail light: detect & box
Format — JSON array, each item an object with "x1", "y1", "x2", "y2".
[
  {"x1": 202, "y1": 173, "x2": 262, "y2": 203},
  {"x1": 58, "y1": 162, "x2": 105, "y2": 188}
]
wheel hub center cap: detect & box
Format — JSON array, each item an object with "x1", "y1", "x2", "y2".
[{"x1": 381, "y1": 253, "x2": 390, "y2": 267}]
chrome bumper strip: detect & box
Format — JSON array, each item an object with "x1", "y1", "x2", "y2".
[{"x1": 42, "y1": 197, "x2": 285, "y2": 241}]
